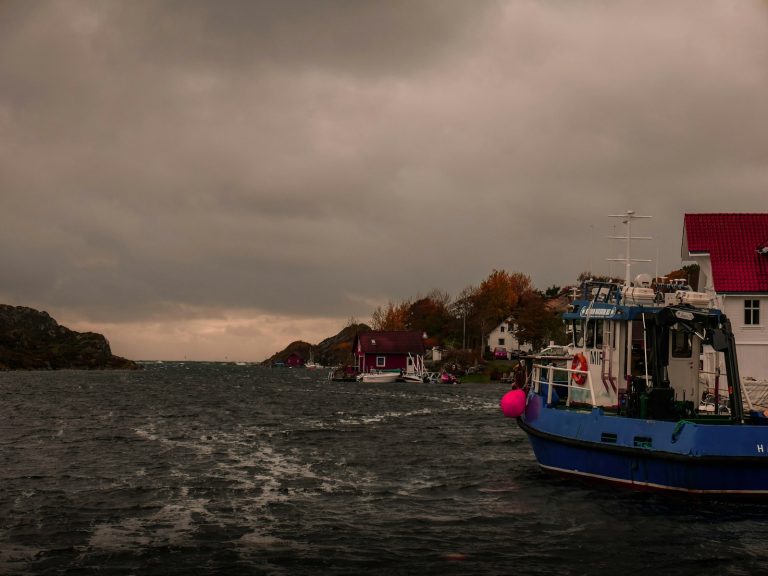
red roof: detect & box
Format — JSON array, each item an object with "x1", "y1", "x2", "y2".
[
  {"x1": 356, "y1": 331, "x2": 426, "y2": 354},
  {"x1": 683, "y1": 213, "x2": 768, "y2": 293}
]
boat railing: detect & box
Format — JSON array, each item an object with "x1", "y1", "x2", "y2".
[
  {"x1": 530, "y1": 363, "x2": 764, "y2": 414},
  {"x1": 741, "y1": 380, "x2": 768, "y2": 412},
  {"x1": 532, "y1": 362, "x2": 596, "y2": 407},
  {"x1": 697, "y1": 367, "x2": 748, "y2": 410}
]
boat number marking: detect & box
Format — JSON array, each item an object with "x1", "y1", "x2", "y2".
[{"x1": 758, "y1": 444, "x2": 765, "y2": 454}]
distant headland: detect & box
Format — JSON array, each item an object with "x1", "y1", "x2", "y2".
[
  {"x1": 0, "y1": 304, "x2": 139, "y2": 370},
  {"x1": 262, "y1": 322, "x2": 371, "y2": 367}
]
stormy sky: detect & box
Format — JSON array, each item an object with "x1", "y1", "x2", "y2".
[{"x1": 1, "y1": 1, "x2": 767, "y2": 361}]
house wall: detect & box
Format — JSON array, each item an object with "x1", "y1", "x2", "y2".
[
  {"x1": 688, "y1": 255, "x2": 768, "y2": 380},
  {"x1": 721, "y1": 295, "x2": 768, "y2": 380},
  {"x1": 486, "y1": 320, "x2": 532, "y2": 356},
  {"x1": 359, "y1": 352, "x2": 409, "y2": 372},
  {"x1": 692, "y1": 255, "x2": 715, "y2": 299}
]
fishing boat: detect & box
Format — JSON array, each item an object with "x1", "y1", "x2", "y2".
[{"x1": 501, "y1": 211, "x2": 768, "y2": 496}]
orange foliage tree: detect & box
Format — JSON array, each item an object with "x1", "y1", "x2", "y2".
[{"x1": 370, "y1": 300, "x2": 411, "y2": 331}]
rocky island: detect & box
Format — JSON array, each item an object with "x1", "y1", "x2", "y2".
[{"x1": 0, "y1": 304, "x2": 139, "y2": 370}]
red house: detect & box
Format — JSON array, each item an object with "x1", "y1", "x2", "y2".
[
  {"x1": 354, "y1": 331, "x2": 426, "y2": 373},
  {"x1": 285, "y1": 352, "x2": 304, "y2": 368}
]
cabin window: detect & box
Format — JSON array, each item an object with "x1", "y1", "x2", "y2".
[
  {"x1": 376, "y1": 356, "x2": 386, "y2": 367},
  {"x1": 572, "y1": 321, "x2": 584, "y2": 347},
  {"x1": 745, "y1": 299, "x2": 760, "y2": 325},
  {"x1": 671, "y1": 329, "x2": 692, "y2": 358},
  {"x1": 498, "y1": 338, "x2": 505, "y2": 346},
  {"x1": 500, "y1": 325, "x2": 505, "y2": 333},
  {"x1": 585, "y1": 321, "x2": 604, "y2": 348}
]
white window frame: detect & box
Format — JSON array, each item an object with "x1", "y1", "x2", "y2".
[
  {"x1": 376, "y1": 356, "x2": 386, "y2": 367},
  {"x1": 745, "y1": 299, "x2": 761, "y2": 326}
]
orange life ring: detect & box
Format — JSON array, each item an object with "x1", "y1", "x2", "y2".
[{"x1": 571, "y1": 352, "x2": 588, "y2": 386}]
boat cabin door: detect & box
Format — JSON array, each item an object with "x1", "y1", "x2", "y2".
[{"x1": 666, "y1": 327, "x2": 701, "y2": 401}]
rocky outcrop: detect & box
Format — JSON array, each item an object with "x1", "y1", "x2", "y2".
[
  {"x1": 263, "y1": 323, "x2": 370, "y2": 366},
  {"x1": 0, "y1": 305, "x2": 139, "y2": 370}
]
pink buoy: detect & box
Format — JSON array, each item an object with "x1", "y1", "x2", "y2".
[{"x1": 500, "y1": 389, "x2": 526, "y2": 418}]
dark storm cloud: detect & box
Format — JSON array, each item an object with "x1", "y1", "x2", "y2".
[
  {"x1": 1, "y1": 0, "x2": 768, "y2": 359},
  {"x1": 117, "y1": 0, "x2": 503, "y2": 75}
]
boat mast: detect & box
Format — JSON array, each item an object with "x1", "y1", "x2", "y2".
[{"x1": 607, "y1": 210, "x2": 652, "y2": 286}]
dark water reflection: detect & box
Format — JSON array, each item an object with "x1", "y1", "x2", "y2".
[{"x1": 1, "y1": 363, "x2": 767, "y2": 575}]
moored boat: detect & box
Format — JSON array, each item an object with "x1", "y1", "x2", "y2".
[
  {"x1": 305, "y1": 347, "x2": 323, "y2": 370},
  {"x1": 357, "y1": 370, "x2": 401, "y2": 383},
  {"x1": 502, "y1": 212, "x2": 768, "y2": 496}
]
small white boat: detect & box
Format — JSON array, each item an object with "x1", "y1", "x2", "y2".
[
  {"x1": 357, "y1": 371, "x2": 400, "y2": 383},
  {"x1": 397, "y1": 353, "x2": 430, "y2": 383}
]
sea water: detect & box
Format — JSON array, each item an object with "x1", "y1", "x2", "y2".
[{"x1": 1, "y1": 363, "x2": 768, "y2": 575}]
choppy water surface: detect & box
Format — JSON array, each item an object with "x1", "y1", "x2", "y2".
[{"x1": 2, "y1": 363, "x2": 768, "y2": 575}]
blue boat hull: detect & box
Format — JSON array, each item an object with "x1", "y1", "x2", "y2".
[{"x1": 519, "y1": 393, "x2": 768, "y2": 495}]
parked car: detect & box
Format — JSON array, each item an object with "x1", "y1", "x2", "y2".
[{"x1": 493, "y1": 347, "x2": 509, "y2": 359}]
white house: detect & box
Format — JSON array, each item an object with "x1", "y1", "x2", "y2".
[
  {"x1": 486, "y1": 318, "x2": 532, "y2": 358},
  {"x1": 682, "y1": 213, "x2": 768, "y2": 380}
]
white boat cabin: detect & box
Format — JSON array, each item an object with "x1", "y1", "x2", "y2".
[{"x1": 543, "y1": 276, "x2": 733, "y2": 418}]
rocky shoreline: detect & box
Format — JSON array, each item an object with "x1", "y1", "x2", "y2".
[{"x1": 0, "y1": 304, "x2": 139, "y2": 370}]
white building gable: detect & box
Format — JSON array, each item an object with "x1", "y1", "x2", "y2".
[
  {"x1": 682, "y1": 213, "x2": 768, "y2": 381},
  {"x1": 486, "y1": 318, "x2": 532, "y2": 358}
]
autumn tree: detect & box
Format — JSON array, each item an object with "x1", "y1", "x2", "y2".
[
  {"x1": 665, "y1": 264, "x2": 700, "y2": 290},
  {"x1": 406, "y1": 292, "x2": 452, "y2": 341},
  {"x1": 515, "y1": 292, "x2": 567, "y2": 350},
  {"x1": 472, "y1": 270, "x2": 534, "y2": 356},
  {"x1": 370, "y1": 300, "x2": 410, "y2": 331}
]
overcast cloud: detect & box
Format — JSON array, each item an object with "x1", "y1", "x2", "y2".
[{"x1": 1, "y1": 0, "x2": 767, "y2": 361}]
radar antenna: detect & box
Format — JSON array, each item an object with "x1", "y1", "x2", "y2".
[{"x1": 607, "y1": 210, "x2": 652, "y2": 286}]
